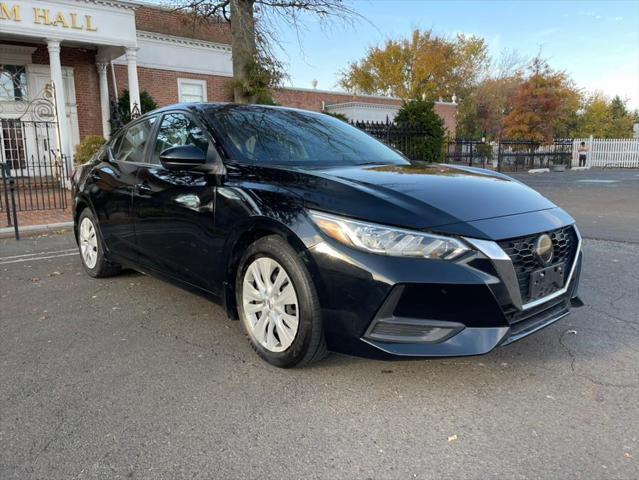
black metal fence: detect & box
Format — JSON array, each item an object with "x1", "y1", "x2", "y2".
[
  {"x1": 445, "y1": 139, "x2": 492, "y2": 168},
  {"x1": 496, "y1": 139, "x2": 573, "y2": 172},
  {"x1": 0, "y1": 79, "x2": 70, "y2": 238},
  {"x1": 0, "y1": 119, "x2": 68, "y2": 211},
  {"x1": 352, "y1": 121, "x2": 573, "y2": 172},
  {"x1": 1, "y1": 119, "x2": 69, "y2": 240},
  {"x1": 352, "y1": 121, "x2": 434, "y2": 161}
]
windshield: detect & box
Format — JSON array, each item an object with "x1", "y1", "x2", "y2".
[{"x1": 206, "y1": 106, "x2": 409, "y2": 167}]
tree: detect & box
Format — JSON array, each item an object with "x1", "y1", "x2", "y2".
[
  {"x1": 394, "y1": 100, "x2": 445, "y2": 162},
  {"x1": 456, "y1": 49, "x2": 526, "y2": 140},
  {"x1": 173, "y1": 0, "x2": 360, "y2": 103},
  {"x1": 575, "y1": 92, "x2": 635, "y2": 138},
  {"x1": 339, "y1": 29, "x2": 489, "y2": 102},
  {"x1": 117, "y1": 90, "x2": 158, "y2": 123},
  {"x1": 457, "y1": 74, "x2": 523, "y2": 140},
  {"x1": 502, "y1": 57, "x2": 579, "y2": 143}
]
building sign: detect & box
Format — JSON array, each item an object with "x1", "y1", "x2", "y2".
[
  {"x1": 1, "y1": 2, "x2": 98, "y2": 31},
  {"x1": 0, "y1": 0, "x2": 137, "y2": 47}
]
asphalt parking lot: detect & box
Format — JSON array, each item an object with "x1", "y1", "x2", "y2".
[{"x1": 1, "y1": 168, "x2": 638, "y2": 479}]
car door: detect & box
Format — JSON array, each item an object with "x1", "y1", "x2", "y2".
[
  {"x1": 131, "y1": 111, "x2": 221, "y2": 292},
  {"x1": 88, "y1": 116, "x2": 157, "y2": 262}
]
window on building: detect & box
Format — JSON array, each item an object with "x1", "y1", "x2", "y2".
[
  {"x1": 0, "y1": 65, "x2": 27, "y2": 101},
  {"x1": 1, "y1": 119, "x2": 26, "y2": 169},
  {"x1": 178, "y1": 79, "x2": 207, "y2": 103},
  {"x1": 152, "y1": 112, "x2": 209, "y2": 164}
]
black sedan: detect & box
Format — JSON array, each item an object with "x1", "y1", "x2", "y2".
[{"x1": 72, "y1": 103, "x2": 583, "y2": 367}]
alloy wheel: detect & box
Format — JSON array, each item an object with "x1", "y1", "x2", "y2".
[
  {"x1": 241, "y1": 257, "x2": 299, "y2": 352},
  {"x1": 79, "y1": 217, "x2": 99, "y2": 269}
]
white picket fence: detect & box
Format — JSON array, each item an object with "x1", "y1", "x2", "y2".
[{"x1": 572, "y1": 137, "x2": 639, "y2": 168}]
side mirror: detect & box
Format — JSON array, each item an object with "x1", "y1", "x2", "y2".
[
  {"x1": 159, "y1": 145, "x2": 226, "y2": 175},
  {"x1": 160, "y1": 145, "x2": 206, "y2": 171}
]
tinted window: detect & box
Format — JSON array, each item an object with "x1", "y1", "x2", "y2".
[
  {"x1": 206, "y1": 106, "x2": 408, "y2": 167},
  {"x1": 115, "y1": 116, "x2": 156, "y2": 163},
  {"x1": 152, "y1": 113, "x2": 209, "y2": 164}
]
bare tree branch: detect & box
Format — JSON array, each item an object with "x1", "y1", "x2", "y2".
[{"x1": 166, "y1": 0, "x2": 362, "y2": 102}]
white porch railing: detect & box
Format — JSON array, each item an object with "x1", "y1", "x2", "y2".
[{"x1": 572, "y1": 137, "x2": 639, "y2": 168}]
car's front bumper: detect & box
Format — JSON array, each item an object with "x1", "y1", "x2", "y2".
[{"x1": 303, "y1": 214, "x2": 583, "y2": 360}]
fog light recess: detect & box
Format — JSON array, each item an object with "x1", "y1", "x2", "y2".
[{"x1": 365, "y1": 319, "x2": 463, "y2": 344}]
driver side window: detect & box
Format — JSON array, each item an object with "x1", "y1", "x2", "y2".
[{"x1": 151, "y1": 113, "x2": 209, "y2": 165}]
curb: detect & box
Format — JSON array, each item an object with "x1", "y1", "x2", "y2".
[
  {"x1": 528, "y1": 168, "x2": 550, "y2": 174},
  {"x1": 0, "y1": 221, "x2": 73, "y2": 239}
]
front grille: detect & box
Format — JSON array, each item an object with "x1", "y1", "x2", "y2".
[{"x1": 498, "y1": 226, "x2": 578, "y2": 304}]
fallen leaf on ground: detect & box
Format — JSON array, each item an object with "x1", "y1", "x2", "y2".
[{"x1": 447, "y1": 435, "x2": 458, "y2": 442}]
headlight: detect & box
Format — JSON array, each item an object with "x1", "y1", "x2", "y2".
[{"x1": 309, "y1": 210, "x2": 470, "y2": 260}]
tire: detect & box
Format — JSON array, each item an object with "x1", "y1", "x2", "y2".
[
  {"x1": 235, "y1": 235, "x2": 328, "y2": 368},
  {"x1": 77, "y1": 208, "x2": 121, "y2": 278}
]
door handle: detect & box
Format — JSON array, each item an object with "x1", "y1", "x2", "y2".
[{"x1": 135, "y1": 182, "x2": 152, "y2": 194}]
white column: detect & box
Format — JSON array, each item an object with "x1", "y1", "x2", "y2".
[
  {"x1": 47, "y1": 38, "x2": 72, "y2": 174},
  {"x1": 125, "y1": 47, "x2": 141, "y2": 116},
  {"x1": 96, "y1": 62, "x2": 111, "y2": 138}
]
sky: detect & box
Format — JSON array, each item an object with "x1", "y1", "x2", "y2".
[{"x1": 270, "y1": 0, "x2": 639, "y2": 110}]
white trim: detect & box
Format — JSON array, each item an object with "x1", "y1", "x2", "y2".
[
  {"x1": 0, "y1": 0, "x2": 138, "y2": 48},
  {"x1": 279, "y1": 86, "x2": 457, "y2": 106},
  {"x1": 112, "y1": 31, "x2": 233, "y2": 77},
  {"x1": 326, "y1": 101, "x2": 401, "y2": 111},
  {"x1": 178, "y1": 78, "x2": 207, "y2": 103},
  {"x1": 136, "y1": 31, "x2": 231, "y2": 53},
  {"x1": 0, "y1": 45, "x2": 37, "y2": 65},
  {"x1": 75, "y1": 0, "x2": 138, "y2": 10}
]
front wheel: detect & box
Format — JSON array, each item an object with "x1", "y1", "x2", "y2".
[
  {"x1": 77, "y1": 208, "x2": 120, "y2": 278},
  {"x1": 236, "y1": 235, "x2": 327, "y2": 368}
]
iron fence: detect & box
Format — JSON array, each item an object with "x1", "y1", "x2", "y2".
[
  {"x1": 0, "y1": 79, "x2": 69, "y2": 238},
  {"x1": 352, "y1": 121, "x2": 574, "y2": 173},
  {"x1": 445, "y1": 139, "x2": 493, "y2": 167},
  {"x1": 496, "y1": 139, "x2": 573, "y2": 172},
  {"x1": 0, "y1": 119, "x2": 68, "y2": 216},
  {"x1": 352, "y1": 121, "x2": 436, "y2": 161}
]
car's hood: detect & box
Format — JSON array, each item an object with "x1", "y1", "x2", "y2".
[{"x1": 272, "y1": 162, "x2": 556, "y2": 229}]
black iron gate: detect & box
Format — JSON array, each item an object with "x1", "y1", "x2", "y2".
[
  {"x1": 0, "y1": 79, "x2": 68, "y2": 238},
  {"x1": 496, "y1": 139, "x2": 573, "y2": 172}
]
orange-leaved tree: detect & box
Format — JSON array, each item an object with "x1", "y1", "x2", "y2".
[
  {"x1": 339, "y1": 29, "x2": 488, "y2": 102},
  {"x1": 503, "y1": 57, "x2": 580, "y2": 143}
]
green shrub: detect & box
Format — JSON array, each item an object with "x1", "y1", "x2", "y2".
[
  {"x1": 74, "y1": 135, "x2": 106, "y2": 165},
  {"x1": 117, "y1": 90, "x2": 158, "y2": 124},
  {"x1": 475, "y1": 143, "x2": 493, "y2": 162},
  {"x1": 395, "y1": 100, "x2": 445, "y2": 162}
]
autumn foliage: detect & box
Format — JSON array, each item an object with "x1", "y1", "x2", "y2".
[
  {"x1": 503, "y1": 58, "x2": 580, "y2": 143},
  {"x1": 341, "y1": 29, "x2": 636, "y2": 140},
  {"x1": 340, "y1": 29, "x2": 488, "y2": 102}
]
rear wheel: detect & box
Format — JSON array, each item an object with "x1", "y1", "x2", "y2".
[
  {"x1": 236, "y1": 235, "x2": 327, "y2": 368},
  {"x1": 77, "y1": 208, "x2": 120, "y2": 278}
]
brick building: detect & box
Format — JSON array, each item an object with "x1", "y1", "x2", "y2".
[{"x1": 1, "y1": 0, "x2": 457, "y2": 175}]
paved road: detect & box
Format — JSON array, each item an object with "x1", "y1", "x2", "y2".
[
  {"x1": 511, "y1": 169, "x2": 639, "y2": 243},
  {"x1": 1, "y1": 170, "x2": 638, "y2": 479}
]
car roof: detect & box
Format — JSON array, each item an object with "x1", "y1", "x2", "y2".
[{"x1": 137, "y1": 102, "x2": 321, "y2": 120}]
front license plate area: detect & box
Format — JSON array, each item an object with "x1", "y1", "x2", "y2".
[{"x1": 529, "y1": 263, "x2": 566, "y2": 300}]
